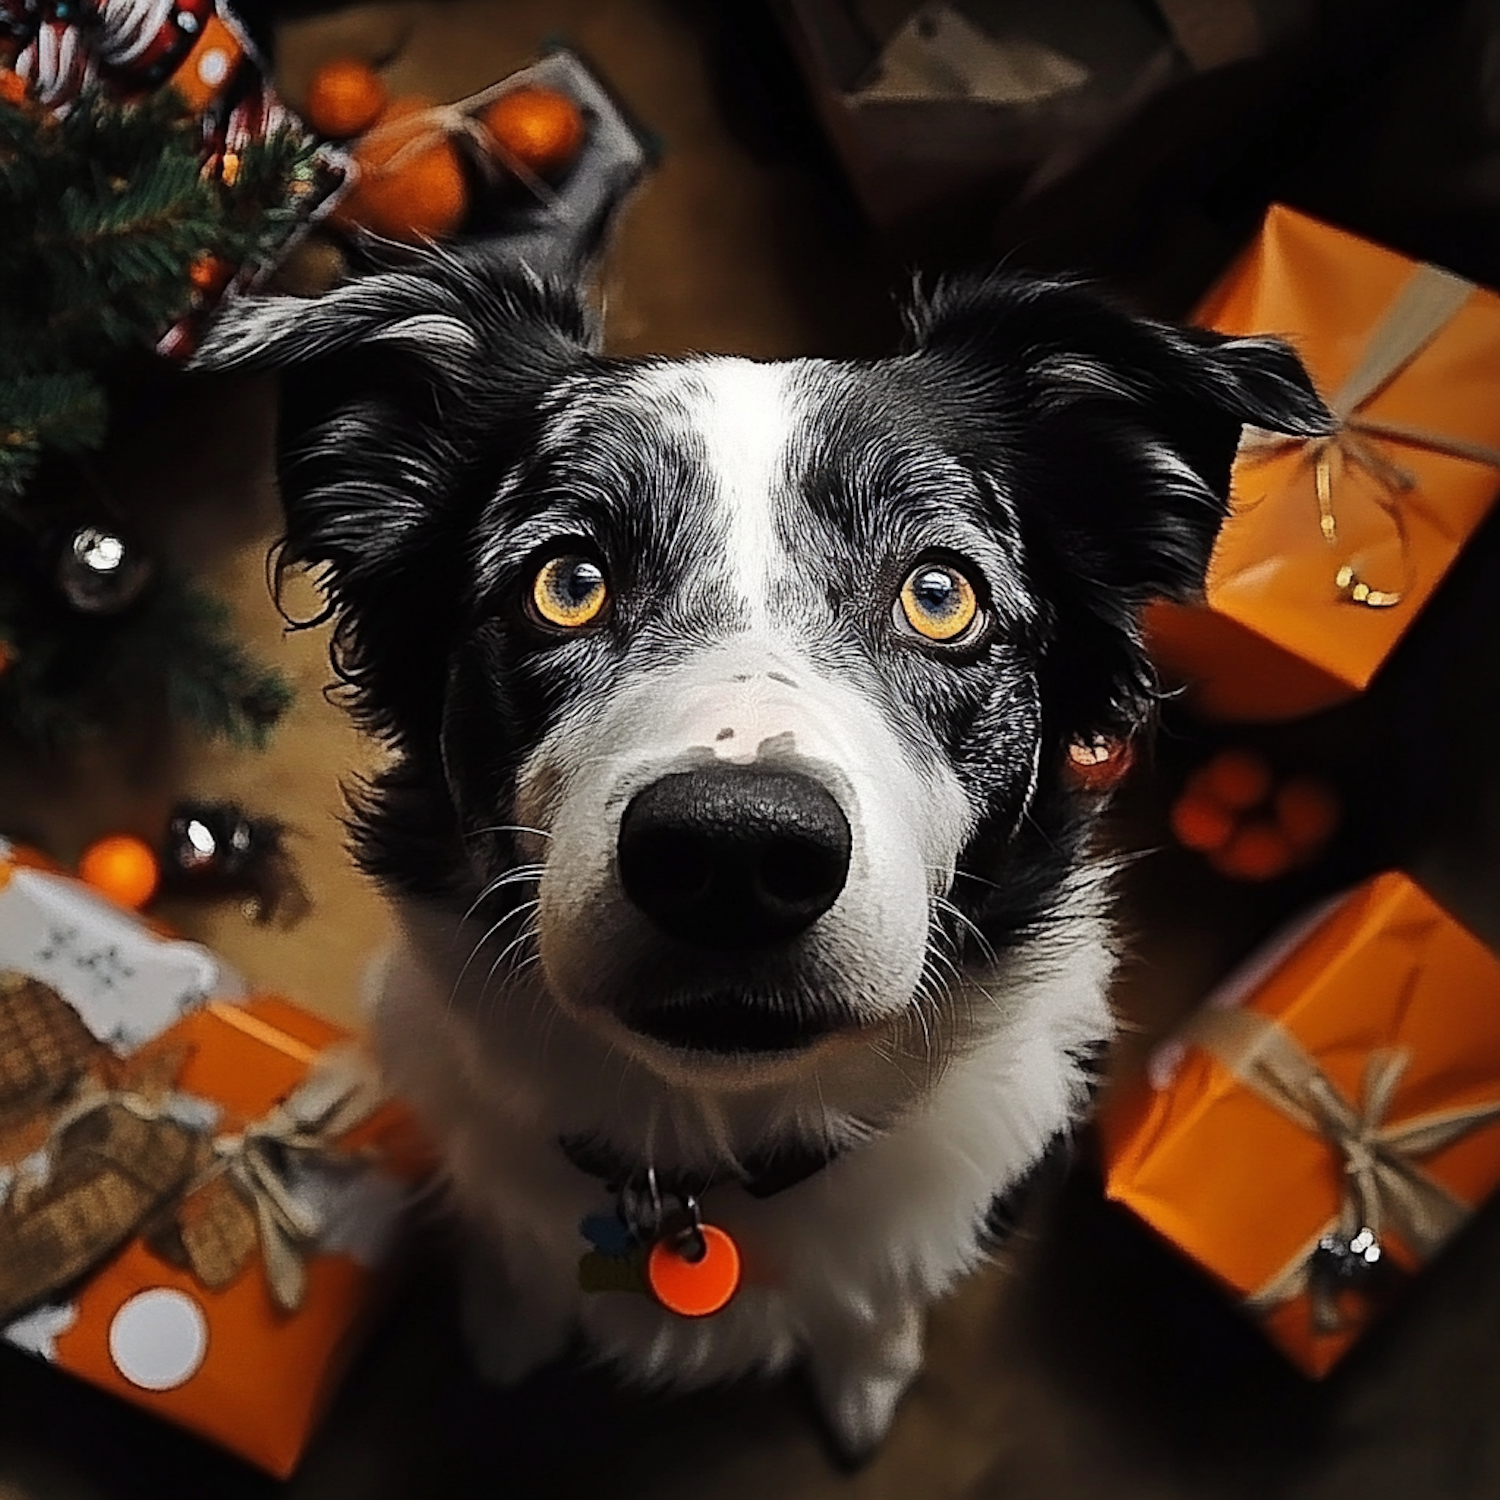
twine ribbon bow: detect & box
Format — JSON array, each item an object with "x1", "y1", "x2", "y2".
[
  {"x1": 1182, "y1": 1003, "x2": 1500, "y2": 1331},
  {"x1": 1238, "y1": 263, "x2": 1500, "y2": 608},
  {"x1": 193, "y1": 1045, "x2": 386, "y2": 1312}
]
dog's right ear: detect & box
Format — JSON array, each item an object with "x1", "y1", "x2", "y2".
[{"x1": 191, "y1": 252, "x2": 597, "y2": 748}]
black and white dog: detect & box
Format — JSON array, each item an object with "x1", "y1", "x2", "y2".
[{"x1": 196, "y1": 248, "x2": 1327, "y2": 1455}]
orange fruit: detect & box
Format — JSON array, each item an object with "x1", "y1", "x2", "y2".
[
  {"x1": 333, "y1": 96, "x2": 468, "y2": 244},
  {"x1": 304, "y1": 57, "x2": 388, "y2": 139},
  {"x1": 1210, "y1": 822, "x2": 1294, "y2": 882},
  {"x1": 479, "y1": 86, "x2": 586, "y2": 179},
  {"x1": 1169, "y1": 794, "x2": 1235, "y2": 854},
  {"x1": 79, "y1": 834, "x2": 160, "y2": 910},
  {"x1": 1273, "y1": 777, "x2": 1341, "y2": 853},
  {"x1": 1200, "y1": 749, "x2": 1273, "y2": 812}
]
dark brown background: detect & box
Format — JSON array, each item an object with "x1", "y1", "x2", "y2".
[{"x1": 4, "y1": 1, "x2": 1500, "y2": 1495}]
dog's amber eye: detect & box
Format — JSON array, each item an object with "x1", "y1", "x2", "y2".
[
  {"x1": 897, "y1": 563, "x2": 979, "y2": 642},
  {"x1": 531, "y1": 555, "x2": 608, "y2": 629}
]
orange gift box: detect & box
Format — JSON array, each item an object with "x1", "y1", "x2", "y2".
[
  {"x1": 1147, "y1": 204, "x2": 1500, "y2": 721},
  {"x1": 0, "y1": 988, "x2": 429, "y2": 1478},
  {"x1": 1102, "y1": 872, "x2": 1500, "y2": 1376}
]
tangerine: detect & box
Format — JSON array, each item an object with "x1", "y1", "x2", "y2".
[
  {"x1": 333, "y1": 96, "x2": 468, "y2": 244},
  {"x1": 304, "y1": 57, "x2": 388, "y2": 139},
  {"x1": 1200, "y1": 749, "x2": 1273, "y2": 812},
  {"x1": 1169, "y1": 794, "x2": 1235, "y2": 854},
  {"x1": 480, "y1": 86, "x2": 586, "y2": 179},
  {"x1": 1273, "y1": 777, "x2": 1341, "y2": 853},
  {"x1": 79, "y1": 834, "x2": 160, "y2": 910},
  {"x1": 1210, "y1": 822, "x2": 1293, "y2": 883}
]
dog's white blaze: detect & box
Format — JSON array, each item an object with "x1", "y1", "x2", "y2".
[{"x1": 677, "y1": 358, "x2": 799, "y2": 627}]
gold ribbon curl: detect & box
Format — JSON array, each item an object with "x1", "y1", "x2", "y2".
[
  {"x1": 1182, "y1": 999, "x2": 1500, "y2": 1333},
  {"x1": 1237, "y1": 263, "x2": 1500, "y2": 610}
]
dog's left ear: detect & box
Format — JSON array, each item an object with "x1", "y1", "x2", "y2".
[{"x1": 906, "y1": 273, "x2": 1332, "y2": 732}]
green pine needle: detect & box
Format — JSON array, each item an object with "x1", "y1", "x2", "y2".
[{"x1": 0, "y1": 560, "x2": 291, "y2": 749}]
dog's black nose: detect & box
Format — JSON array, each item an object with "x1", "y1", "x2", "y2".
[{"x1": 617, "y1": 767, "x2": 851, "y2": 947}]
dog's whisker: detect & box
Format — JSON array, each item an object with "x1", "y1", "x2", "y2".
[
  {"x1": 456, "y1": 902, "x2": 542, "y2": 975},
  {"x1": 468, "y1": 906, "x2": 542, "y2": 1019},
  {"x1": 933, "y1": 895, "x2": 1000, "y2": 971},
  {"x1": 480, "y1": 907, "x2": 543, "y2": 999},
  {"x1": 447, "y1": 898, "x2": 540, "y2": 1010},
  {"x1": 463, "y1": 824, "x2": 553, "y2": 842},
  {"x1": 459, "y1": 863, "x2": 546, "y2": 924}
]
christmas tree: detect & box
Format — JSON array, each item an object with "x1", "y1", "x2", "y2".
[{"x1": 0, "y1": 78, "x2": 311, "y2": 747}]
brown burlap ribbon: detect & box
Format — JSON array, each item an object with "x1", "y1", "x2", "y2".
[
  {"x1": 1182, "y1": 1002, "x2": 1500, "y2": 1332},
  {"x1": 1238, "y1": 262, "x2": 1500, "y2": 609},
  {"x1": 0, "y1": 1024, "x2": 385, "y2": 1322}
]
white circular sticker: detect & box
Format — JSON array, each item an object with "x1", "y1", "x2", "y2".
[
  {"x1": 108, "y1": 1289, "x2": 209, "y2": 1391},
  {"x1": 196, "y1": 47, "x2": 230, "y2": 86}
]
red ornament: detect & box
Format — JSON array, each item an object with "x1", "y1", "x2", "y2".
[{"x1": 1065, "y1": 736, "x2": 1134, "y2": 792}]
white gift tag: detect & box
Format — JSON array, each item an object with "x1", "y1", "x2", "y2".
[{"x1": 0, "y1": 851, "x2": 242, "y2": 1049}]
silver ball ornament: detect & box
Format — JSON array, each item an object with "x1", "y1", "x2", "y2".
[{"x1": 55, "y1": 524, "x2": 154, "y2": 614}]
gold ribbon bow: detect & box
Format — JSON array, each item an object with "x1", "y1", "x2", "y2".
[
  {"x1": 1182, "y1": 1002, "x2": 1500, "y2": 1331},
  {"x1": 1238, "y1": 262, "x2": 1500, "y2": 609}
]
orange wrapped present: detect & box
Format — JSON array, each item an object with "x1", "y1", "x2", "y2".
[
  {"x1": 0, "y1": 984, "x2": 428, "y2": 1477},
  {"x1": 1147, "y1": 204, "x2": 1500, "y2": 721},
  {"x1": 1103, "y1": 873, "x2": 1500, "y2": 1376}
]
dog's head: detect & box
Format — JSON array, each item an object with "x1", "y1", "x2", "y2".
[{"x1": 198, "y1": 251, "x2": 1328, "y2": 1085}]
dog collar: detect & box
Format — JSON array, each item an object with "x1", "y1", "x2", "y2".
[
  {"x1": 561, "y1": 1131, "x2": 843, "y2": 1318},
  {"x1": 559, "y1": 1131, "x2": 841, "y2": 1203}
]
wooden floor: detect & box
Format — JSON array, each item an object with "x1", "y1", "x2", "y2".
[{"x1": 4, "y1": 1, "x2": 1500, "y2": 1495}]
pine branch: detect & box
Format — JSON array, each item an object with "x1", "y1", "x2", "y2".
[{"x1": 0, "y1": 557, "x2": 291, "y2": 749}]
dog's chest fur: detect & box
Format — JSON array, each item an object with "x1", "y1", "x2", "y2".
[{"x1": 372, "y1": 893, "x2": 1113, "y2": 1394}]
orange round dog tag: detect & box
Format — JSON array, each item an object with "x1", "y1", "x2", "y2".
[{"x1": 647, "y1": 1225, "x2": 741, "y2": 1317}]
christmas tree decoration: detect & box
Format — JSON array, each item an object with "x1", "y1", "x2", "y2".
[
  {"x1": 52, "y1": 523, "x2": 153, "y2": 614},
  {"x1": 77, "y1": 833, "x2": 160, "y2": 910},
  {"x1": 1064, "y1": 736, "x2": 1134, "y2": 793},
  {"x1": 0, "y1": 537, "x2": 292, "y2": 747},
  {"x1": 317, "y1": 49, "x2": 652, "y2": 266},
  {"x1": 161, "y1": 799, "x2": 309, "y2": 925},
  {"x1": 0, "y1": 75, "x2": 315, "y2": 745},
  {"x1": 0, "y1": 0, "x2": 353, "y2": 748}
]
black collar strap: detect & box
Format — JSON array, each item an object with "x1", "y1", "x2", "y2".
[{"x1": 560, "y1": 1131, "x2": 841, "y2": 1203}]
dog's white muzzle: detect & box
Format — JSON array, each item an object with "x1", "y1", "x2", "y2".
[{"x1": 512, "y1": 639, "x2": 971, "y2": 1069}]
